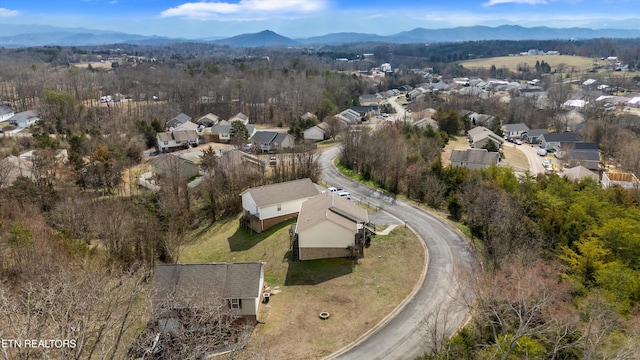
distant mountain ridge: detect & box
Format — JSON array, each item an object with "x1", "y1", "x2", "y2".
[{"x1": 1, "y1": 24, "x2": 639, "y2": 48}]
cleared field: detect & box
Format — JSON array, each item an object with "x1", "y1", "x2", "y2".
[
  {"x1": 459, "y1": 55, "x2": 595, "y2": 72},
  {"x1": 181, "y1": 214, "x2": 425, "y2": 359}
]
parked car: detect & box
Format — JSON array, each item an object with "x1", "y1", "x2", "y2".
[
  {"x1": 327, "y1": 187, "x2": 338, "y2": 193},
  {"x1": 515, "y1": 139, "x2": 523, "y2": 145},
  {"x1": 537, "y1": 148, "x2": 547, "y2": 156},
  {"x1": 336, "y1": 191, "x2": 351, "y2": 200}
]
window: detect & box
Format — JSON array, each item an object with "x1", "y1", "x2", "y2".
[
  {"x1": 176, "y1": 140, "x2": 181, "y2": 144},
  {"x1": 228, "y1": 299, "x2": 242, "y2": 309},
  {"x1": 277, "y1": 204, "x2": 282, "y2": 211},
  {"x1": 164, "y1": 141, "x2": 168, "y2": 145}
]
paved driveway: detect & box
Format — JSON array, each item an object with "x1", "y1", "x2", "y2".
[{"x1": 320, "y1": 147, "x2": 478, "y2": 360}]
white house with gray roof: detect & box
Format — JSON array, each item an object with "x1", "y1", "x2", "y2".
[
  {"x1": 501, "y1": 123, "x2": 530, "y2": 139},
  {"x1": 8, "y1": 110, "x2": 39, "y2": 128},
  {"x1": 240, "y1": 178, "x2": 320, "y2": 233}
]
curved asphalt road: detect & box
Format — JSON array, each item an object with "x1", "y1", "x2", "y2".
[{"x1": 320, "y1": 147, "x2": 477, "y2": 360}]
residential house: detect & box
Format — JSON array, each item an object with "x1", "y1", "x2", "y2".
[
  {"x1": 150, "y1": 154, "x2": 200, "y2": 181},
  {"x1": 359, "y1": 94, "x2": 381, "y2": 106},
  {"x1": 212, "y1": 124, "x2": 256, "y2": 143},
  {"x1": 601, "y1": 172, "x2": 640, "y2": 189},
  {"x1": 0, "y1": 156, "x2": 33, "y2": 187},
  {"x1": 559, "y1": 142, "x2": 600, "y2": 170},
  {"x1": 413, "y1": 117, "x2": 439, "y2": 130},
  {"x1": 351, "y1": 105, "x2": 379, "y2": 120},
  {"x1": 538, "y1": 132, "x2": 580, "y2": 151},
  {"x1": 467, "y1": 126, "x2": 505, "y2": 149},
  {"x1": 175, "y1": 121, "x2": 199, "y2": 132},
  {"x1": 335, "y1": 109, "x2": 361, "y2": 124},
  {"x1": 196, "y1": 113, "x2": 220, "y2": 127},
  {"x1": 449, "y1": 148, "x2": 500, "y2": 170},
  {"x1": 250, "y1": 131, "x2": 294, "y2": 153},
  {"x1": 149, "y1": 262, "x2": 265, "y2": 323},
  {"x1": 501, "y1": 123, "x2": 530, "y2": 139},
  {"x1": 467, "y1": 112, "x2": 497, "y2": 128},
  {"x1": 559, "y1": 165, "x2": 599, "y2": 183},
  {"x1": 303, "y1": 122, "x2": 330, "y2": 141},
  {"x1": 157, "y1": 130, "x2": 199, "y2": 153},
  {"x1": 295, "y1": 192, "x2": 369, "y2": 261},
  {"x1": 522, "y1": 129, "x2": 548, "y2": 144},
  {"x1": 8, "y1": 110, "x2": 40, "y2": 128},
  {"x1": 0, "y1": 149, "x2": 67, "y2": 187},
  {"x1": 0, "y1": 104, "x2": 14, "y2": 122},
  {"x1": 229, "y1": 112, "x2": 249, "y2": 125},
  {"x1": 166, "y1": 113, "x2": 192, "y2": 129},
  {"x1": 240, "y1": 178, "x2": 319, "y2": 233}
]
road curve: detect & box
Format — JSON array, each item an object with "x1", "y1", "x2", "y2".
[{"x1": 320, "y1": 146, "x2": 478, "y2": 360}]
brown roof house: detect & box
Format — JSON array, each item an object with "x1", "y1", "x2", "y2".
[
  {"x1": 450, "y1": 148, "x2": 500, "y2": 170},
  {"x1": 240, "y1": 178, "x2": 319, "y2": 233},
  {"x1": 149, "y1": 262, "x2": 265, "y2": 325},
  {"x1": 295, "y1": 192, "x2": 369, "y2": 261}
]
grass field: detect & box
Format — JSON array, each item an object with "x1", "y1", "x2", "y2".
[
  {"x1": 459, "y1": 55, "x2": 595, "y2": 73},
  {"x1": 181, "y1": 214, "x2": 425, "y2": 359}
]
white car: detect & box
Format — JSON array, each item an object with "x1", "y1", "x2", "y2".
[
  {"x1": 542, "y1": 160, "x2": 551, "y2": 168},
  {"x1": 336, "y1": 191, "x2": 351, "y2": 200},
  {"x1": 537, "y1": 148, "x2": 547, "y2": 156},
  {"x1": 327, "y1": 187, "x2": 338, "y2": 193}
]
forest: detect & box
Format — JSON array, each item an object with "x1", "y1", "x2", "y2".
[{"x1": 0, "y1": 38, "x2": 639, "y2": 359}]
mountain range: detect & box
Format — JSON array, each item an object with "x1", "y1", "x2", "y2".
[{"x1": 1, "y1": 24, "x2": 639, "y2": 48}]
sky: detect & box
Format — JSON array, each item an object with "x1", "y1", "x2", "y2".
[{"x1": 1, "y1": 0, "x2": 639, "y2": 39}]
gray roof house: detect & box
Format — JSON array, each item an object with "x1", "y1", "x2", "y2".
[
  {"x1": 157, "y1": 130, "x2": 199, "y2": 153},
  {"x1": 295, "y1": 192, "x2": 369, "y2": 261},
  {"x1": 335, "y1": 109, "x2": 361, "y2": 124},
  {"x1": 559, "y1": 142, "x2": 600, "y2": 170},
  {"x1": 240, "y1": 178, "x2": 320, "y2": 233},
  {"x1": 8, "y1": 110, "x2": 40, "y2": 128},
  {"x1": 195, "y1": 113, "x2": 220, "y2": 127},
  {"x1": 501, "y1": 123, "x2": 530, "y2": 139},
  {"x1": 538, "y1": 132, "x2": 580, "y2": 150},
  {"x1": 522, "y1": 129, "x2": 548, "y2": 144},
  {"x1": 467, "y1": 126, "x2": 505, "y2": 149},
  {"x1": 149, "y1": 262, "x2": 264, "y2": 322},
  {"x1": 166, "y1": 113, "x2": 192, "y2": 129},
  {"x1": 450, "y1": 148, "x2": 500, "y2": 170},
  {"x1": 229, "y1": 112, "x2": 249, "y2": 125},
  {"x1": 212, "y1": 124, "x2": 256, "y2": 143},
  {"x1": 250, "y1": 131, "x2": 295, "y2": 153}
]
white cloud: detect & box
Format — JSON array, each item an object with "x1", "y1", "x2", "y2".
[
  {"x1": 161, "y1": 0, "x2": 327, "y2": 19},
  {"x1": 0, "y1": 8, "x2": 20, "y2": 17},
  {"x1": 485, "y1": 0, "x2": 548, "y2": 5}
]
